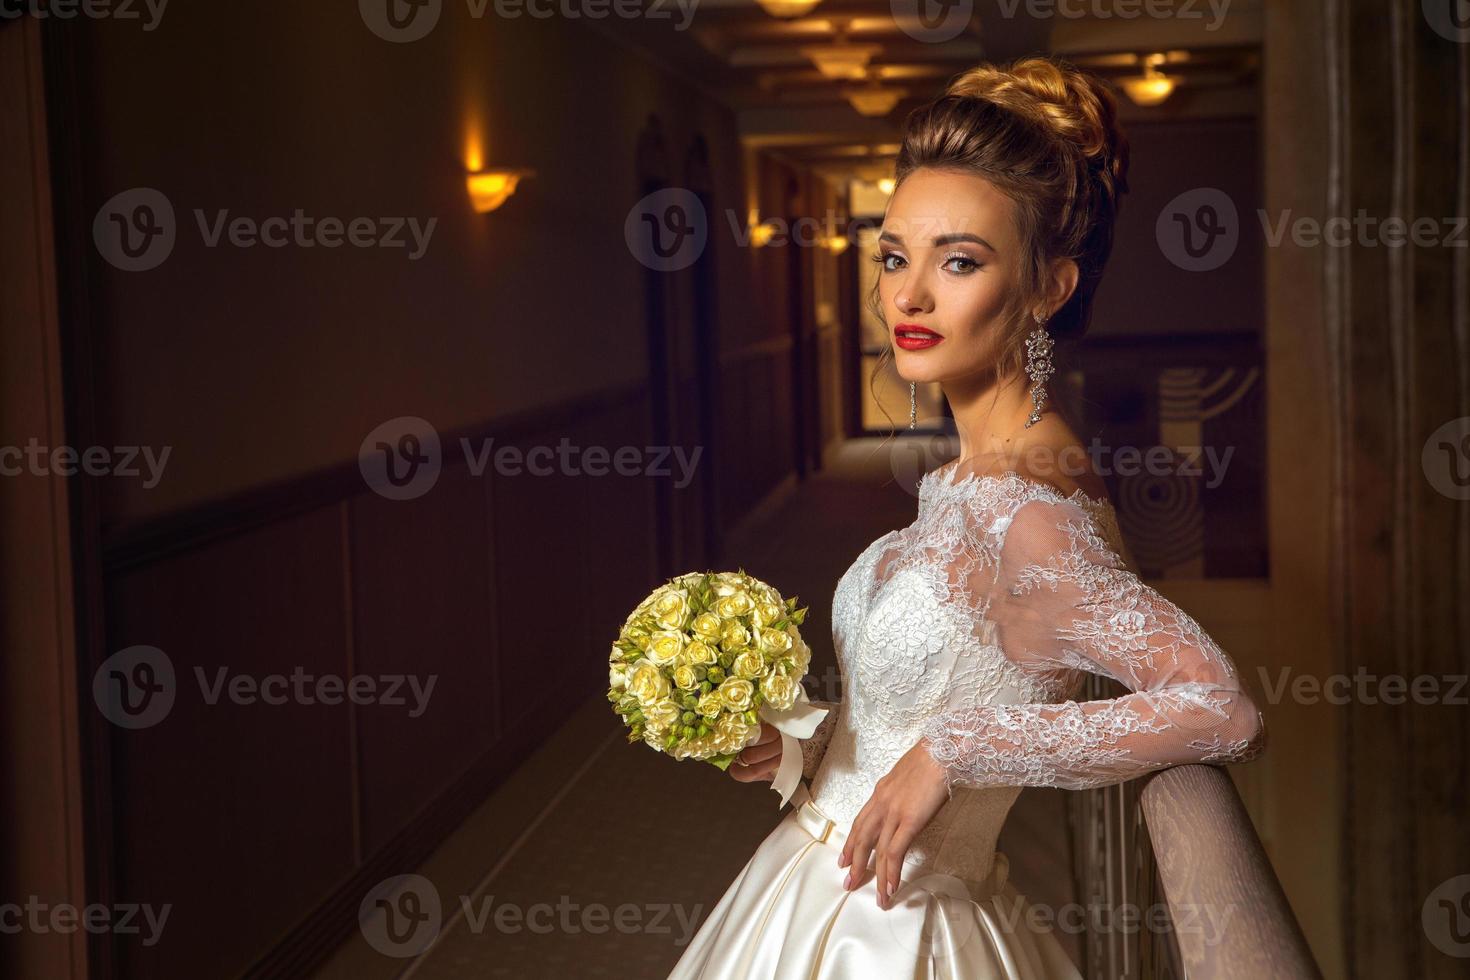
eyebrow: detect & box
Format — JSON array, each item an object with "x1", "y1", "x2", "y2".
[{"x1": 878, "y1": 230, "x2": 998, "y2": 252}]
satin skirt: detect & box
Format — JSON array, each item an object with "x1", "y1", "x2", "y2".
[{"x1": 668, "y1": 788, "x2": 1082, "y2": 979}]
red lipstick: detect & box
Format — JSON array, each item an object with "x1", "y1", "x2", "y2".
[{"x1": 894, "y1": 323, "x2": 944, "y2": 350}]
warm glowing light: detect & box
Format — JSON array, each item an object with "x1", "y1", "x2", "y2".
[
  {"x1": 845, "y1": 83, "x2": 905, "y2": 117},
  {"x1": 755, "y1": 0, "x2": 822, "y2": 17},
  {"x1": 466, "y1": 169, "x2": 533, "y2": 213},
  {"x1": 825, "y1": 235, "x2": 850, "y2": 255},
  {"x1": 1120, "y1": 54, "x2": 1178, "y2": 106},
  {"x1": 750, "y1": 221, "x2": 779, "y2": 247},
  {"x1": 799, "y1": 42, "x2": 882, "y2": 80},
  {"x1": 877, "y1": 178, "x2": 896, "y2": 195}
]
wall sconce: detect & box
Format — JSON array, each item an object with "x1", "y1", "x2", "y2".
[
  {"x1": 466, "y1": 168, "x2": 534, "y2": 213},
  {"x1": 750, "y1": 221, "x2": 780, "y2": 247}
]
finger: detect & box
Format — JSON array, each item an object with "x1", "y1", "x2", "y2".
[
  {"x1": 883, "y1": 822, "x2": 916, "y2": 909},
  {"x1": 875, "y1": 820, "x2": 894, "y2": 908},
  {"x1": 753, "y1": 722, "x2": 780, "y2": 745},
  {"x1": 737, "y1": 737, "x2": 783, "y2": 767},
  {"x1": 844, "y1": 818, "x2": 876, "y2": 891}
]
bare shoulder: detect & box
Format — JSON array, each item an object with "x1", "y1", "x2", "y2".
[{"x1": 1013, "y1": 445, "x2": 1110, "y2": 503}]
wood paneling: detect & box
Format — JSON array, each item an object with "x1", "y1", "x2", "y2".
[
  {"x1": 106, "y1": 506, "x2": 355, "y2": 980},
  {"x1": 349, "y1": 461, "x2": 498, "y2": 855}
]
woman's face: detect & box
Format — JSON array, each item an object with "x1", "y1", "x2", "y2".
[{"x1": 874, "y1": 167, "x2": 1024, "y2": 384}]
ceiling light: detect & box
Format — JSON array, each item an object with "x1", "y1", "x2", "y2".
[
  {"x1": 755, "y1": 0, "x2": 823, "y2": 17},
  {"x1": 1119, "y1": 53, "x2": 1178, "y2": 106},
  {"x1": 800, "y1": 42, "x2": 882, "y2": 80},
  {"x1": 844, "y1": 82, "x2": 905, "y2": 117}
]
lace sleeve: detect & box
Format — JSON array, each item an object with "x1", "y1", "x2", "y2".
[
  {"x1": 919, "y1": 497, "x2": 1266, "y2": 793},
  {"x1": 799, "y1": 698, "x2": 840, "y2": 779}
]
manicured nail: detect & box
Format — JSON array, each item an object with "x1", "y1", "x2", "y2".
[{"x1": 843, "y1": 872, "x2": 851, "y2": 889}]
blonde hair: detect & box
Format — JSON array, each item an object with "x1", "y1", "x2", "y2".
[{"x1": 868, "y1": 56, "x2": 1129, "y2": 403}]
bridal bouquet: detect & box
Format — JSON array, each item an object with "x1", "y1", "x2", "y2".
[{"x1": 607, "y1": 570, "x2": 829, "y2": 807}]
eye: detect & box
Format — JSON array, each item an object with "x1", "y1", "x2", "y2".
[
  {"x1": 941, "y1": 251, "x2": 979, "y2": 274},
  {"x1": 870, "y1": 249, "x2": 904, "y2": 272}
]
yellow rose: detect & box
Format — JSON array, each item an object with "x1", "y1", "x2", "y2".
[
  {"x1": 720, "y1": 621, "x2": 750, "y2": 650},
  {"x1": 644, "y1": 698, "x2": 681, "y2": 732},
  {"x1": 732, "y1": 650, "x2": 764, "y2": 680},
  {"x1": 684, "y1": 639, "x2": 716, "y2": 665},
  {"x1": 752, "y1": 601, "x2": 784, "y2": 628},
  {"x1": 628, "y1": 660, "x2": 670, "y2": 707},
  {"x1": 762, "y1": 672, "x2": 798, "y2": 710},
  {"x1": 714, "y1": 713, "x2": 754, "y2": 754},
  {"x1": 710, "y1": 573, "x2": 743, "y2": 596},
  {"x1": 697, "y1": 691, "x2": 723, "y2": 718},
  {"x1": 691, "y1": 612, "x2": 723, "y2": 640},
  {"x1": 672, "y1": 664, "x2": 700, "y2": 691},
  {"x1": 652, "y1": 589, "x2": 691, "y2": 630},
  {"x1": 718, "y1": 677, "x2": 755, "y2": 713},
  {"x1": 758, "y1": 627, "x2": 793, "y2": 654},
  {"x1": 645, "y1": 630, "x2": 686, "y2": 667},
  {"x1": 714, "y1": 592, "x2": 755, "y2": 620},
  {"x1": 609, "y1": 662, "x2": 630, "y2": 690}
]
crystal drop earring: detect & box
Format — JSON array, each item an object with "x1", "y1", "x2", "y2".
[
  {"x1": 1024, "y1": 312, "x2": 1055, "y2": 428},
  {"x1": 908, "y1": 381, "x2": 917, "y2": 429}
]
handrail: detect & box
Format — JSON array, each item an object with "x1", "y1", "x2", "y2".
[{"x1": 1138, "y1": 765, "x2": 1322, "y2": 978}]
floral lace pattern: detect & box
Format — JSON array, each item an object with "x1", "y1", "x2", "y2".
[{"x1": 798, "y1": 462, "x2": 1266, "y2": 881}]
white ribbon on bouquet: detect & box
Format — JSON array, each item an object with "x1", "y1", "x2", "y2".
[{"x1": 755, "y1": 686, "x2": 829, "y2": 808}]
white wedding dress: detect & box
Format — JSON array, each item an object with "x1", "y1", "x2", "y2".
[{"x1": 667, "y1": 462, "x2": 1267, "y2": 979}]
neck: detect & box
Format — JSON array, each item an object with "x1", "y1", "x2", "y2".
[{"x1": 941, "y1": 368, "x2": 1050, "y2": 468}]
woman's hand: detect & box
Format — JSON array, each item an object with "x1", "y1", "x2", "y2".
[
  {"x1": 727, "y1": 722, "x2": 782, "y2": 783},
  {"x1": 838, "y1": 737, "x2": 950, "y2": 909}
]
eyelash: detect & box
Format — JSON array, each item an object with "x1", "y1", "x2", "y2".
[{"x1": 870, "y1": 249, "x2": 979, "y2": 274}]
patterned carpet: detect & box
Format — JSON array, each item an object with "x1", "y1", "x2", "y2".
[{"x1": 313, "y1": 438, "x2": 1083, "y2": 979}]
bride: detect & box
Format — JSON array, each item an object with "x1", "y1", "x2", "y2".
[{"x1": 667, "y1": 56, "x2": 1266, "y2": 979}]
